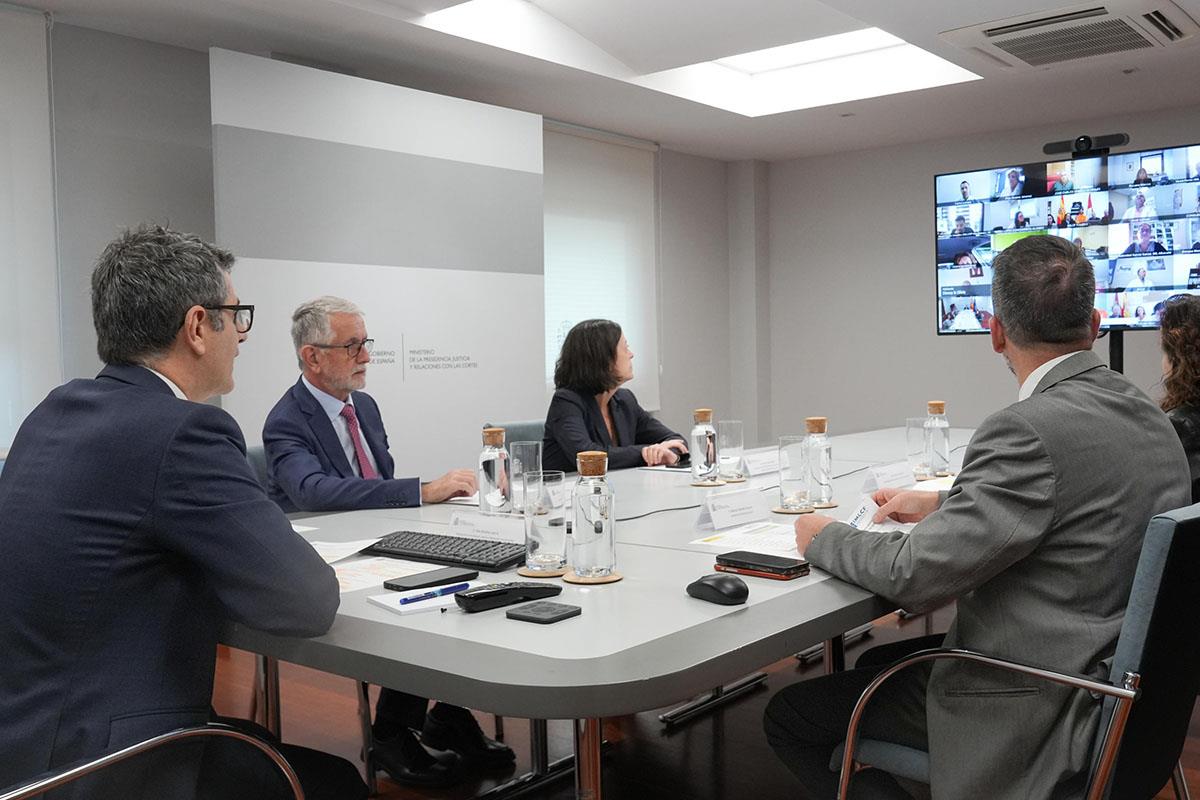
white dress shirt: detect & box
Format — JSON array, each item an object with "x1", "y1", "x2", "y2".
[
  {"x1": 1018, "y1": 352, "x2": 1080, "y2": 402},
  {"x1": 145, "y1": 366, "x2": 187, "y2": 400}
]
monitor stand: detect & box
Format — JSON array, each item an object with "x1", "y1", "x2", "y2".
[{"x1": 1109, "y1": 329, "x2": 1124, "y2": 374}]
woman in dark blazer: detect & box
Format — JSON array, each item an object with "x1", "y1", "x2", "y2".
[
  {"x1": 543, "y1": 319, "x2": 687, "y2": 472},
  {"x1": 1160, "y1": 296, "x2": 1200, "y2": 500}
]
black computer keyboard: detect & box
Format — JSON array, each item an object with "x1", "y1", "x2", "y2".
[{"x1": 363, "y1": 530, "x2": 525, "y2": 572}]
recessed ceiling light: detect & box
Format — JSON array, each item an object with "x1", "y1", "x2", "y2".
[
  {"x1": 633, "y1": 32, "x2": 981, "y2": 117},
  {"x1": 416, "y1": 2, "x2": 981, "y2": 118},
  {"x1": 714, "y1": 28, "x2": 904, "y2": 76}
]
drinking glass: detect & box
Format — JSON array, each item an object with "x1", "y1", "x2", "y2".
[
  {"x1": 717, "y1": 420, "x2": 744, "y2": 480},
  {"x1": 523, "y1": 470, "x2": 568, "y2": 573},
  {"x1": 508, "y1": 441, "x2": 542, "y2": 512},
  {"x1": 906, "y1": 417, "x2": 931, "y2": 479},
  {"x1": 778, "y1": 434, "x2": 812, "y2": 511}
]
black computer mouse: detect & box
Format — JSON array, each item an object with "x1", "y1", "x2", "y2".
[{"x1": 686, "y1": 573, "x2": 749, "y2": 605}]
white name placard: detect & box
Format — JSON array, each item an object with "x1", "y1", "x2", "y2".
[
  {"x1": 448, "y1": 511, "x2": 526, "y2": 544},
  {"x1": 861, "y1": 461, "x2": 916, "y2": 493},
  {"x1": 742, "y1": 450, "x2": 784, "y2": 476},
  {"x1": 704, "y1": 488, "x2": 771, "y2": 531}
]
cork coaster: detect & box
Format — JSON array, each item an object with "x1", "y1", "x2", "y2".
[
  {"x1": 562, "y1": 571, "x2": 623, "y2": 585},
  {"x1": 935, "y1": 471, "x2": 956, "y2": 478},
  {"x1": 773, "y1": 506, "x2": 814, "y2": 515},
  {"x1": 690, "y1": 479, "x2": 727, "y2": 488},
  {"x1": 517, "y1": 567, "x2": 567, "y2": 578},
  {"x1": 721, "y1": 475, "x2": 747, "y2": 483},
  {"x1": 914, "y1": 475, "x2": 936, "y2": 481},
  {"x1": 813, "y1": 502, "x2": 839, "y2": 510}
]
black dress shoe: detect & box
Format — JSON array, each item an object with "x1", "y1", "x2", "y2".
[
  {"x1": 422, "y1": 705, "x2": 516, "y2": 769},
  {"x1": 372, "y1": 728, "x2": 462, "y2": 787}
]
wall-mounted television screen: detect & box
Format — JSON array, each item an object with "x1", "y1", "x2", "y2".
[{"x1": 934, "y1": 142, "x2": 1200, "y2": 335}]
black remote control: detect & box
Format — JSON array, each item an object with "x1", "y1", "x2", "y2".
[{"x1": 454, "y1": 582, "x2": 563, "y2": 613}]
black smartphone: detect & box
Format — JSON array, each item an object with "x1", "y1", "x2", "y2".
[
  {"x1": 715, "y1": 550, "x2": 808, "y2": 579},
  {"x1": 506, "y1": 601, "x2": 581, "y2": 624},
  {"x1": 384, "y1": 567, "x2": 479, "y2": 591},
  {"x1": 664, "y1": 451, "x2": 691, "y2": 469}
]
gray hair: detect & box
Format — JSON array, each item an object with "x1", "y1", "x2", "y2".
[
  {"x1": 991, "y1": 236, "x2": 1094, "y2": 348},
  {"x1": 91, "y1": 224, "x2": 233, "y2": 365},
  {"x1": 291, "y1": 296, "x2": 364, "y2": 368}
]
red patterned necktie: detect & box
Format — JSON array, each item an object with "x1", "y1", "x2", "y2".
[{"x1": 340, "y1": 403, "x2": 379, "y2": 480}]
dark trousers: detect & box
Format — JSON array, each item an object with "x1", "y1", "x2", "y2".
[
  {"x1": 373, "y1": 688, "x2": 434, "y2": 737},
  {"x1": 197, "y1": 716, "x2": 367, "y2": 800},
  {"x1": 764, "y1": 635, "x2": 945, "y2": 800}
]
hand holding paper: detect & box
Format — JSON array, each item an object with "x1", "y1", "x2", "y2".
[{"x1": 846, "y1": 496, "x2": 918, "y2": 533}]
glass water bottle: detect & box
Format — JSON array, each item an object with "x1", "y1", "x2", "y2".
[
  {"x1": 689, "y1": 408, "x2": 720, "y2": 483},
  {"x1": 805, "y1": 416, "x2": 834, "y2": 508},
  {"x1": 571, "y1": 451, "x2": 615, "y2": 578},
  {"x1": 478, "y1": 427, "x2": 512, "y2": 513},
  {"x1": 923, "y1": 401, "x2": 951, "y2": 477}
]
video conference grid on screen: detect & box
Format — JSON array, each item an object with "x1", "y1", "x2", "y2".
[{"x1": 934, "y1": 142, "x2": 1200, "y2": 335}]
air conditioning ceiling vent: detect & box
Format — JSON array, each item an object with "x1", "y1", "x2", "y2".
[
  {"x1": 992, "y1": 18, "x2": 1153, "y2": 65},
  {"x1": 941, "y1": 1, "x2": 1199, "y2": 69}
]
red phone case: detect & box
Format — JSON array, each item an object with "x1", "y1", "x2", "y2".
[{"x1": 714, "y1": 563, "x2": 805, "y2": 581}]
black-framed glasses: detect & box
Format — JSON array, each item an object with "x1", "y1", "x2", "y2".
[
  {"x1": 204, "y1": 304, "x2": 255, "y2": 333},
  {"x1": 312, "y1": 338, "x2": 374, "y2": 358}
]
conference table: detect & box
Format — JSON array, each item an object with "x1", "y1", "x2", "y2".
[{"x1": 222, "y1": 426, "x2": 972, "y2": 800}]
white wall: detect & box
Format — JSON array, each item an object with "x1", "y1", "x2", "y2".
[
  {"x1": 658, "y1": 149, "x2": 731, "y2": 435},
  {"x1": 50, "y1": 24, "x2": 215, "y2": 381},
  {"x1": 768, "y1": 105, "x2": 1200, "y2": 437},
  {"x1": 0, "y1": 6, "x2": 60, "y2": 448}
]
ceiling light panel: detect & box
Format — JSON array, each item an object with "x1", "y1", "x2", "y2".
[{"x1": 714, "y1": 27, "x2": 904, "y2": 75}]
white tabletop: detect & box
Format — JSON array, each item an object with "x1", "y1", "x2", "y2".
[{"x1": 222, "y1": 426, "x2": 973, "y2": 719}]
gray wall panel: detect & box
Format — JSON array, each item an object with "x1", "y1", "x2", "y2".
[
  {"x1": 51, "y1": 25, "x2": 214, "y2": 380},
  {"x1": 214, "y1": 125, "x2": 542, "y2": 274}
]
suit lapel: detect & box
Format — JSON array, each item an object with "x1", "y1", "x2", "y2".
[
  {"x1": 291, "y1": 380, "x2": 355, "y2": 477},
  {"x1": 350, "y1": 392, "x2": 394, "y2": 480},
  {"x1": 586, "y1": 393, "x2": 613, "y2": 446},
  {"x1": 612, "y1": 392, "x2": 635, "y2": 448}
]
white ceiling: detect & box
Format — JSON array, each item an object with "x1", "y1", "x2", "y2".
[{"x1": 24, "y1": 0, "x2": 1200, "y2": 161}]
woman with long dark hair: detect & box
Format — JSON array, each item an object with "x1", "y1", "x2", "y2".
[
  {"x1": 1160, "y1": 295, "x2": 1200, "y2": 499},
  {"x1": 542, "y1": 319, "x2": 686, "y2": 472}
]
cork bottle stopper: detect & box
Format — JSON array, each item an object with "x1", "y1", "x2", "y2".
[
  {"x1": 482, "y1": 427, "x2": 505, "y2": 446},
  {"x1": 693, "y1": 408, "x2": 713, "y2": 424},
  {"x1": 577, "y1": 450, "x2": 608, "y2": 477},
  {"x1": 805, "y1": 416, "x2": 828, "y2": 434},
  {"x1": 927, "y1": 401, "x2": 946, "y2": 415}
]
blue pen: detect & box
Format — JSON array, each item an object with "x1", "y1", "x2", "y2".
[{"x1": 398, "y1": 582, "x2": 470, "y2": 605}]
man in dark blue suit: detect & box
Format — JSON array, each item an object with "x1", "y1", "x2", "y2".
[
  {"x1": 263, "y1": 296, "x2": 512, "y2": 787},
  {"x1": 0, "y1": 226, "x2": 365, "y2": 800}
]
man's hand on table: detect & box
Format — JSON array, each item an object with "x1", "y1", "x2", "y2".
[{"x1": 421, "y1": 469, "x2": 477, "y2": 503}]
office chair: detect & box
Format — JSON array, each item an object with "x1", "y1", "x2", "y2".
[
  {"x1": 0, "y1": 722, "x2": 304, "y2": 800},
  {"x1": 484, "y1": 419, "x2": 545, "y2": 447},
  {"x1": 833, "y1": 503, "x2": 1200, "y2": 800},
  {"x1": 245, "y1": 444, "x2": 271, "y2": 491}
]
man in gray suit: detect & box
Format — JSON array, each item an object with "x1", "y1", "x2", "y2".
[{"x1": 765, "y1": 235, "x2": 1191, "y2": 799}]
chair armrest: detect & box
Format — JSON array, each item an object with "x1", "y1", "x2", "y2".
[
  {"x1": 837, "y1": 647, "x2": 1140, "y2": 800},
  {"x1": 0, "y1": 722, "x2": 304, "y2": 800}
]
